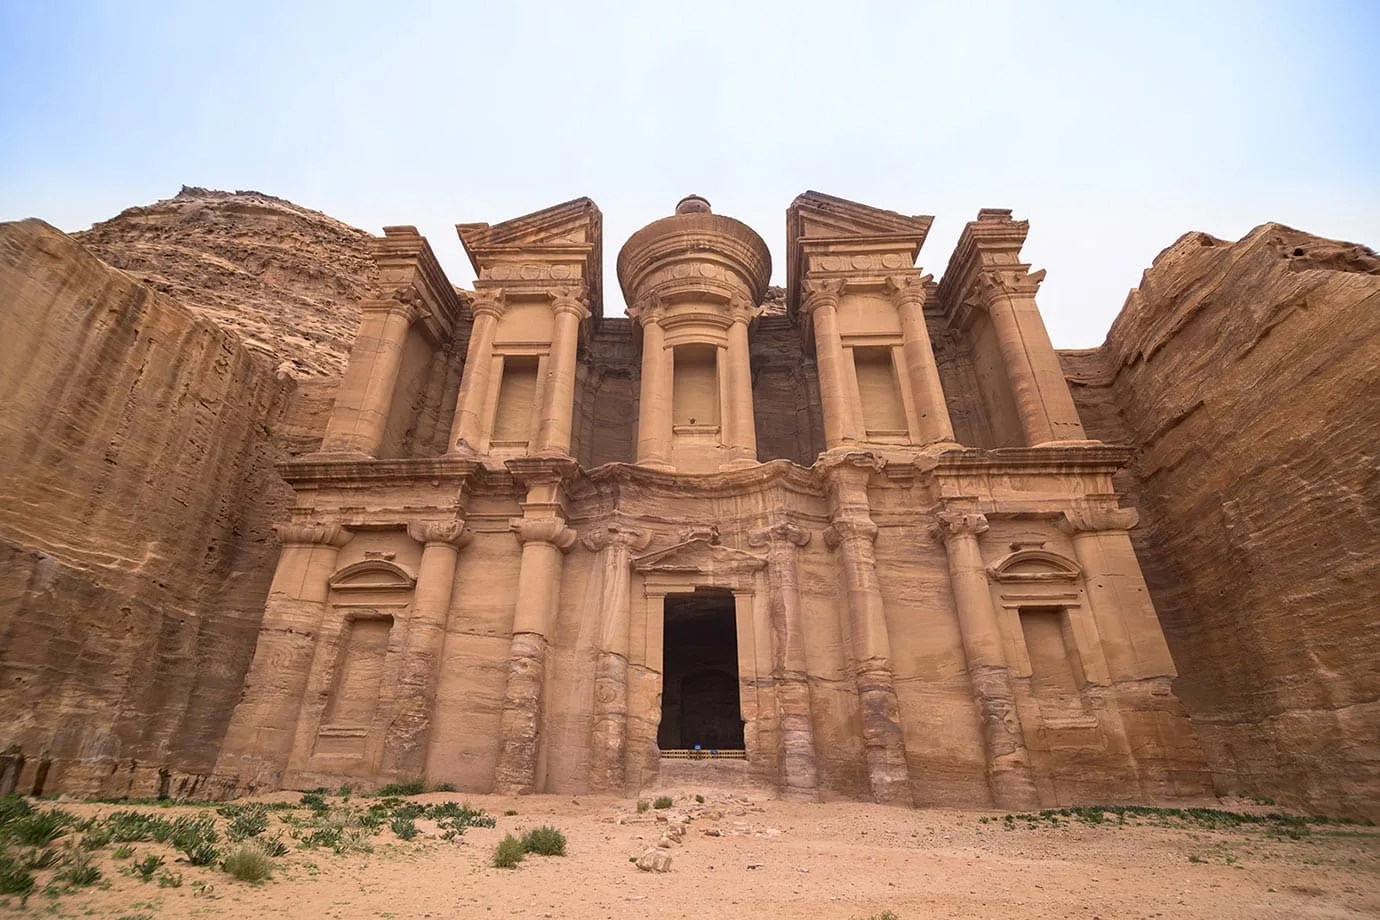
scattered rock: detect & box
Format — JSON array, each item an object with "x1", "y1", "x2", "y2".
[{"x1": 636, "y1": 849, "x2": 672, "y2": 872}]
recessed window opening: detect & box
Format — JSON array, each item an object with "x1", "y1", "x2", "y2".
[
  {"x1": 1018, "y1": 607, "x2": 1081, "y2": 697},
  {"x1": 853, "y1": 346, "x2": 906, "y2": 434},
  {"x1": 492, "y1": 355, "x2": 540, "y2": 444},
  {"x1": 324, "y1": 615, "x2": 392, "y2": 728},
  {"x1": 658, "y1": 590, "x2": 744, "y2": 752},
  {"x1": 672, "y1": 344, "x2": 719, "y2": 427}
]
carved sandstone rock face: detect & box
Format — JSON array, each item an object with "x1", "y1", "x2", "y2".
[
  {"x1": 1061, "y1": 223, "x2": 1380, "y2": 818},
  {"x1": 74, "y1": 186, "x2": 378, "y2": 378}
]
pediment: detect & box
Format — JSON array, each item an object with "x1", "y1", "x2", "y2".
[
  {"x1": 987, "y1": 548, "x2": 1082, "y2": 583},
  {"x1": 632, "y1": 538, "x2": 766, "y2": 576},
  {"x1": 328, "y1": 560, "x2": 417, "y2": 591},
  {"x1": 458, "y1": 197, "x2": 602, "y2": 311}
]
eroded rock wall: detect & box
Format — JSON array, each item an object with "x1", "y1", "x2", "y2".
[
  {"x1": 0, "y1": 219, "x2": 294, "y2": 798},
  {"x1": 1063, "y1": 224, "x2": 1380, "y2": 817}
]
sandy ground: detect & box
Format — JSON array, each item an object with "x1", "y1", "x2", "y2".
[{"x1": 6, "y1": 785, "x2": 1377, "y2": 920}]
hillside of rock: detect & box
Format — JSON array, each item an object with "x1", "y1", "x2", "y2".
[
  {"x1": 1063, "y1": 224, "x2": 1380, "y2": 817},
  {"x1": 73, "y1": 186, "x2": 377, "y2": 378}
]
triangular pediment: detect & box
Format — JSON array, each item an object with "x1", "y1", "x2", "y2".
[
  {"x1": 457, "y1": 197, "x2": 603, "y2": 312},
  {"x1": 632, "y1": 538, "x2": 766, "y2": 576},
  {"x1": 787, "y1": 191, "x2": 934, "y2": 313}
]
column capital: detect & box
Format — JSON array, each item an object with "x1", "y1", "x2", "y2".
[
  {"x1": 728, "y1": 294, "x2": 761, "y2": 325},
  {"x1": 550, "y1": 287, "x2": 590, "y2": 320},
  {"x1": 823, "y1": 518, "x2": 878, "y2": 548},
  {"x1": 884, "y1": 272, "x2": 935, "y2": 308},
  {"x1": 932, "y1": 510, "x2": 990, "y2": 541},
  {"x1": 470, "y1": 287, "x2": 507, "y2": 320},
  {"x1": 511, "y1": 517, "x2": 577, "y2": 551},
  {"x1": 748, "y1": 520, "x2": 811, "y2": 549},
  {"x1": 581, "y1": 521, "x2": 652, "y2": 553},
  {"x1": 799, "y1": 277, "x2": 845, "y2": 315},
  {"x1": 967, "y1": 268, "x2": 1046, "y2": 310},
  {"x1": 627, "y1": 292, "x2": 666, "y2": 326},
  {"x1": 1059, "y1": 505, "x2": 1139, "y2": 535},
  {"x1": 407, "y1": 519, "x2": 473, "y2": 549},
  {"x1": 273, "y1": 521, "x2": 353, "y2": 548},
  {"x1": 361, "y1": 287, "x2": 422, "y2": 322}
]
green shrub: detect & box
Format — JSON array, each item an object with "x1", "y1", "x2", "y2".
[
  {"x1": 81, "y1": 824, "x2": 113, "y2": 850},
  {"x1": 390, "y1": 815, "x2": 418, "y2": 841},
  {"x1": 157, "y1": 869, "x2": 183, "y2": 888},
  {"x1": 10, "y1": 809, "x2": 71, "y2": 846},
  {"x1": 23, "y1": 847, "x2": 59, "y2": 870},
  {"x1": 504, "y1": 809, "x2": 518, "y2": 817},
  {"x1": 653, "y1": 796, "x2": 672, "y2": 810},
  {"x1": 132, "y1": 853, "x2": 164, "y2": 881},
  {"x1": 179, "y1": 841, "x2": 221, "y2": 866},
  {"x1": 113, "y1": 844, "x2": 134, "y2": 859},
  {"x1": 426, "y1": 802, "x2": 495, "y2": 829},
  {"x1": 227, "y1": 806, "x2": 269, "y2": 840},
  {"x1": 258, "y1": 835, "x2": 289, "y2": 857},
  {"x1": 222, "y1": 843, "x2": 273, "y2": 882},
  {"x1": 299, "y1": 791, "x2": 327, "y2": 810},
  {"x1": 492, "y1": 833, "x2": 525, "y2": 869},
  {"x1": 0, "y1": 851, "x2": 34, "y2": 898},
  {"x1": 636, "y1": 800, "x2": 649, "y2": 813},
  {"x1": 695, "y1": 794, "x2": 705, "y2": 804},
  {"x1": 105, "y1": 810, "x2": 167, "y2": 843},
  {"x1": 433, "y1": 783, "x2": 456, "y2": 793},
  {"x1": 0, "y1": 794, "x2": 32, "y2": 827},
  {"x1": 520, "y1": 825, "x2": 566, "y2": 857},
  {"x1": 61, "y1": 851, "x2": 101, "y2": 887},
  {"x1": 377, "y1": 781, "x2": 425, "y2": 797}
]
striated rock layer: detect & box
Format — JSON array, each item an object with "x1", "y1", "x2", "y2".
[
  {"x1": 1063, "y1": 224, "x2": 1380, "y2": 818},
  {"x1": 0, "y1": 219, "x2": 301, "y2": 798},
  {"x1": 73, "y1": 186, "x2": 377, "y2": 379}
]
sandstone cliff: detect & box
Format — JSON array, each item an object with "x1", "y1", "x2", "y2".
[
  {"x1": 1063, "y1": 224, "x2": 1380, "y2": 818},
  {"x1": 74, "y1": 186, "x2": 377, "y2": 379}
]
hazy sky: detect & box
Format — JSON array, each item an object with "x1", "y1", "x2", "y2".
[{"x1": 2, "y1": 0, "x2": 1376, "y2": 347}]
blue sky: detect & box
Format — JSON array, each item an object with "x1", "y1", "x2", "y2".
[{"x1": 2, "y1": 0, "x2": 1377, "y2": 347}]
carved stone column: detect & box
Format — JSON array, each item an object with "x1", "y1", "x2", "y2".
[
  {"x1": 581, "y1": 521, "x2": 651, "y2": 793},
  {"x1": 535, "y1": 289, "x2": 589, "y2": 457},
  {"x1": 819, "y1": 452, "x2": 911, "y2": 804},
  {"x1": 493, "y1": 466, "x2": 577, "y2": 794},
  {"x1": 634, "y1": 305, "x2": 674, "y2": 469},
  {"x1": 802, "y1": 279, "x2": 862, "y2": 448},
  {"x1": 381, "y1": 520, "x2": 471, "y2": 783},
  {"x1": 933, "y1": 510, "x2": 1039, "y2": 810},
  {"x1": 321, "y1": 294, "x2": 417, "y2": 455},
  {"x1": 972, "y1": 271, "x2": 1086, "y2": 446},
  {"x1": 886, "y1": 273, "x2": 956, "y2": 446},
  {"x1": 216, "y1": 522, "x2": 352, "y2": 787},
  {"x1": 449, "y1": 289, "x2": 505, "y2": 453},
  {"x1": 747, "y1": 520, "x2": 819, "y2": 800},
  {"x1": 724, "y1": 296, "x2": 760, "y2": 465}
]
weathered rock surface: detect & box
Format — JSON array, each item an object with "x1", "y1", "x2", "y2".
[
  {"x1": 0, "y1": 218, "x2": 299, "y2": 797},
  {"x1": 74, "y1": 186, "x2": 377, "y2": 378},
  {"x1": 1062, "y1": 224, "x2": 1380, "y2": 818}
]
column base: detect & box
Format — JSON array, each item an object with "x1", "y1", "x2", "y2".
[
  {"x1": 718, "y1": 457, "x2": 759, "y2": 472},
  {"x1": 634, "y1": 459, "x2": 675, "y2": 473}
]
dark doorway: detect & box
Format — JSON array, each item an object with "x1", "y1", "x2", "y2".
[{"x1": 657, "y1": 589, "x2": 744, "y2": 751}]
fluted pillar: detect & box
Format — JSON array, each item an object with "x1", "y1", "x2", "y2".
[
  {"x1": 449, "y1": 289, "x2": 505, "y2": 453},
  {"x1": 934, "y1": 510, "x2": 1039, "y2": 809},
  {"x1": 748, "y1": 520, "x2": 819, "y2": 800},
  {"x1": 886, "y1": 273, "x2": 956, "y2": 446},
  {"x1": 802, "y1": 279, "x2": 862, "y2": 447},
  {"x1": 973, "y1": 271, "x2": 1086, "y2": 446},
  {"x1": 321, "y1": 296, "x2": 417, "y2": 455},
  {"x1": 380, "y1": 520, "x2": 471, "y2": 783},
  {"x1": 493, "y1": 510, "x2": 576, "y2": 794},
  {"x1": 634, "y1": 309, "x2": 673, "y2": 469},
  {"x1": 216, "y1": 523, "x2": 352, "y2": 787},
  {"x1": 819, "y1": 452, "x2": 911, "y2": 804},
  {"x1": 724, "y1": 297, "x2": 759, "y2": 464},
  {"x1": 582, "y1": 521, "x2": 651, "y2": 792},
  {"x1": 535, "y1": 290, "x2": 588, "y2": 456}
]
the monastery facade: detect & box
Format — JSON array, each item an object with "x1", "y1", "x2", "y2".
[{"x1": 215, "y1": 193, "x2": 1212, "y2": 808}]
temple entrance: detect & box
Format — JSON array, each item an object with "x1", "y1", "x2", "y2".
[{"x1": 657, "y1": 589, "x2": 745, "y2": 753}]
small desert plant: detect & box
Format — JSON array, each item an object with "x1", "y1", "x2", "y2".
[
  {"x1": 337, "y1": 784, "x2": 353, "y2": 798},
  {"x1": 227, "y1": 806, "x2": 269, "y2": 840},
  {"x1": 179, "y1": 841, "x2": 221, "y2": 866},
  {"x1": 504, "y1": 809, "x2": 518, "y2": 817},
  {"x1": 636, "y1": 800, "x2": 649, "y2": 813},
  {"x1": 0, "y1": 851, "x2": 34, "y2": 898},
  {"x1": 157, "y1": 869, "x2": 183, "y2": 888},
  {"x1": 132, "y1": 853, "x2": 164, "y2": 881},
  {"x1": 81, "y1": 824, "x2": 114, "y2": 850},
  {"x1": 61, "y1": 850, "x2": 101, "y2": 887},
  {"x1": 860, "y1": 913, "x2": 899, "y2": 920},
  {"x1": 390, "y1": 815, "x2": 419, "y2": 841},
  {"x1": 221, "y1": 843, "x2": 273, "y2": 882},
  {"x1": 653, "y1": 796, "x2": 673, "y2": 810},
  {"x1": 433, "y1": 782, "x2": 457, "y2": 792},
  {"x1": 258, "y1": 835, "x2": 289, "y2": 857},
  {"x1": 377, "y1": 781, "x2": 425, "y2": 797},
  {"x1": 10, "y1": 809, "x2": 71, "y2": 846},
  {"x1": 695, "y1": 794, "x2": 705, "y2": 804},
  {"x1": 492, "y1": 833, "x2": 526, "y2": 869},
  {"x1": 520, "y1": 825, "x2": 566, "y2": 857},
  {"x1": 0, "y1": 795, "x2": 33, "y2": 826},
  {"x1": 114, "y1": 844, "x2": 135, "y2": 859}
]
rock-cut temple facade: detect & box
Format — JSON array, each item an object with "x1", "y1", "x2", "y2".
[{"x1": 213, "y1": 193, "x2": 1214, "y2": 808}]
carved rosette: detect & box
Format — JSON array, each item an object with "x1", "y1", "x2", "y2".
[
  {"x1": 406, "y1": 520, "x2": 473, "y2": 549},
  {"x1": 511, "y1": 517, "x2": 577, "y2": 551},
  {"x1": 273, "y1": 522, "x2": 353, "y2": 548}
]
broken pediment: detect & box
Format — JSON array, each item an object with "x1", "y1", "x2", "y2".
[
  {"x1": 787, "y1": 191, "x2": 935, "y2": 313},
  {"x1": 327, "y1": 560, "x2": 417, "y2": 592},
  {"x1": 987, "y1": 547, "x2": 1082, "y2": 584},
  {"x1": 457, "y1": 197, "x2": 603, "y2": 312},
  {"x1": 632, "y1": 537, "x2": 766, "y2": 577}
]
